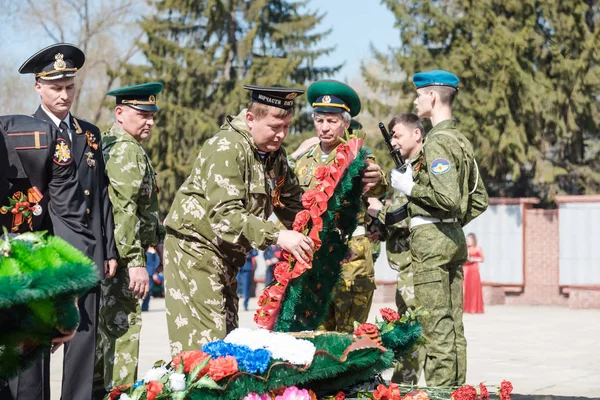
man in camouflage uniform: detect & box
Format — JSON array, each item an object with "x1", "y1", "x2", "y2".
[
  {"x1": 367, "y1": 113, "x2": 426, "y2": 384},
  {"x1": 391, "y1": 71, "x2": 488, "y2": 387},
  {"x1": 291, "y1": 80, "x2": 386, "y2": 333},
  {"x1": 95, "y1": 82, "x2": 165, "y2": 393},
  {"x1": 163, "y1": 86, "x2": 315, "y2": 356}
]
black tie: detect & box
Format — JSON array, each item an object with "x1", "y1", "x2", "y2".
[{"x1": 59, "y1": 121, "x2": 71, "y2": 144}]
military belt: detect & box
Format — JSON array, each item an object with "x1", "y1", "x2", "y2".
[{"x1": 410, "y1": 216, "x2": 458, "y2": 231}]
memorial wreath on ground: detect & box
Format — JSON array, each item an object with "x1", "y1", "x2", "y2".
[{"x1": 108, "y1": 136, "x2": 513, "y2": 400}]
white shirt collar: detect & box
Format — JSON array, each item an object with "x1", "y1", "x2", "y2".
[{"x1": 41, "y1": 104, "x2": 71, "y2": 130}]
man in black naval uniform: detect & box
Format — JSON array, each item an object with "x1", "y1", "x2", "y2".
[
  {"x1": 14, "y1": 43, "x2": 117, "y2": 400},
  {"x1": 0, "y1": 114, "x2": 95, "y2": 399}
]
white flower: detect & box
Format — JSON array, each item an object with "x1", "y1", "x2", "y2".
[
  {"x1": 119, "y1": 395, "x2": 131, "y2": 400},
  {"x1": 225, "y1": 328, "x2": 316, "y2": 365},
  {"x1": 169, "y1": 372, "x2": 186, "y2": 391},
  {"x1": 143, "y1": 366, "x2": 168, "y2": 383}
]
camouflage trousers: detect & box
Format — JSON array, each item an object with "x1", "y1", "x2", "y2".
[
  {"x1": 387, "y1": 249, "x2": 425, "y2": 384},
  {"x1": 410, "y1": 222, "x2": 467, "y2": 387},
  {"x1": 164, "y1": 233, "x2": 239, "y2": 357},
  {"x1": 94, "y1": 267, "x2": 142, "y2": 392},
  {"x1": 320, "y1": 235, "x2": 376, "y2": 333}
]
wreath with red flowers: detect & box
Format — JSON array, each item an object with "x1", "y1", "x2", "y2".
[{"x1": 254, "y1": 137, "x2": 367, "y2": 331}]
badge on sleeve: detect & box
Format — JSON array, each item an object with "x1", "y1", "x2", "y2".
[
  {"x1": 430, "y1": 158, "x2": 451, "y2": 175},
  {"x1": 53, "y1": 138, "x2": 72, "y2": 165}
]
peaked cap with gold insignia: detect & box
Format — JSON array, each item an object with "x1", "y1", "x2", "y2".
[
  {"x1": 19, "y1": 43, "x2": 85, "y2": 81},
  {"x1": 307, "y1": 80, "x2": 361, "y2": 117},
  {"x1": 106, "y1": 82, "x2": 164, "y2": 112}
]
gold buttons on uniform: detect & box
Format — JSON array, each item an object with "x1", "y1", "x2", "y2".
[
  {"x1": 84, "y1": 189, "x2": 90, "y2": 195},
  {"x1": 86, "y1": 208, "x2": 91, "y2": 214}
]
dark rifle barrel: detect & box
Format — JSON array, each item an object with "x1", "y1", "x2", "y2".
[
  {"x1": 376, "y1": 121, "x2": 410, "y2": 225},
  {"x1": 378, "y1": 122, "x2": 406, "y2": 173}
]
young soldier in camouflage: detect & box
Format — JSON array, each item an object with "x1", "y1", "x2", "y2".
[
  {"x1": 292, "y1": 80, "x2": 386, "y2": 333},
  {"x1": 95, "y1": 82, "x2": 165, "y2": 394},
  {"x1": 391, "y1": 71, "x2": 489, "y2": 387},
  {"x1": 163, "y1": 86, "x2": 314, "y2": 356},
  {"x1": 367, "y1": 113, "x2": 426, "y2": 384}
]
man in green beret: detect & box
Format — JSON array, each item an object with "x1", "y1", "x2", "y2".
[
  {"x1": 291, "y1": 79, "x2": 386, "y2": 333},
  {"x1": 94, "y1": 82, "x2": 165, "y2": 395},
  {"x1": 163, "y1": 85, "x2": 314, "y2": 355},
  {"x1": 390, "y1": 70, "x2": 488, "y2": 386},
  {"x1": 367, "y1": 112, "x2": 426, "y2": 384}
]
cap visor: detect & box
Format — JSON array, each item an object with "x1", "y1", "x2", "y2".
[
  {"x1": 313, "y1": 106, "x2": 345, "y2": 114},
  {"x1": 128, "y1": 104, "x2": 159, "y2": 112}
]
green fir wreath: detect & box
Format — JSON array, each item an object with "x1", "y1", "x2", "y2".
[
  {"x1": 274, "y1": 148, "x2": 368, "y2": 332},
  {"x1": 0, "y1": 232, "x2": 97, "y2": 379}
]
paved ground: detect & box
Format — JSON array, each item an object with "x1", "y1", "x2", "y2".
[{"x1": 50, "y1": 298, "x2": 600, "y2": 399}]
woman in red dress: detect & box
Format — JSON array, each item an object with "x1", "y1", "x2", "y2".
[{"x1": 463, "y1": 233, "x2": 485, "y2": 313}]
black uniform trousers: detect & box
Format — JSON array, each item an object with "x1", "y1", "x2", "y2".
[{"x1": 5, "y1": 286, "x2": 99, "y2": 400}]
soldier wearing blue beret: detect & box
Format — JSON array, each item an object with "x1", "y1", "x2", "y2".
[{"x1": 390, "y1": 70, "x2": 489, "y2": 387}]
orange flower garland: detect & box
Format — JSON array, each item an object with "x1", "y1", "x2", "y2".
[{"x1": 254, "y1": 138, "x2": 364, "y2": 330}]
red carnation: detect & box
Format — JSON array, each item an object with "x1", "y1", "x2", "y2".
[
  {"x1": 146, "y1": 381, "x2": 164, "y2": 400},
  {"x1": 292, "y1": 210, "x2": 311, "y2": 231},
  {"x1": 302, "y1": 190, "x2": 317, "y2": 208},
  {"x1": 108, "y1": 384, "x2": 131, "y2": 400},
  {"x1": 273, "y1": 261, "x2": 292, "y2": 285},
  {"x1": 499, "y1": 380, "x2": 513, "y2": 400},
  {"x1": 335, "y1": 392, "x2": 346, "y2": 400},
  {"x1": 314, "y1": 165, "x2": 331, "y2": 181},
  {"x1": 353, "y1": 323, "x2": 380, "y2": 337},
  {"x1": 479, "y1": 383, "x2": 489, "y2": 400},
  {"x1": 380, "y1": 307, "x2": 401, "y2": 322},
  {"x1": 171, "y1": 350, "x2": 210, "y2": 379},
  {"x1": 208, "y1": 355, "x2": 238, "y2": 381},
  {"x1": 451, "y1": 385, "x2": 477, "y2": 400},
  {"x1": 402, "y1": 390, "x2": 429, "y2": 400},
  {"x1": 373, "y1": 382, "x2": 401, "y2": 400}
]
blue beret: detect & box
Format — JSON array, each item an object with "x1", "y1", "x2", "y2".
[{"x1": 412, "y1": 70, "x2": 459, "y2": 89}]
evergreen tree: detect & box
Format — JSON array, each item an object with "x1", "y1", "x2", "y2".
[
  {"x1": 116, "y1": 0, "x2": 339, "y2": 214},
  {"x1": 363, "y1": 0, "x2": 600, "y2": 202}
]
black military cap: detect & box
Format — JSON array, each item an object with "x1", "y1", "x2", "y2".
[
  {"x1": 243, "y1": 85, "x2": 305, "y2": 110},
  {"x1": 19, "y1": 43, "x2": 85, "y2": 81}
]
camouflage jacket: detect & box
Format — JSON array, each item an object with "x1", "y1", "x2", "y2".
[
  {"x1": 102, "y1": 123, "x2": 164, "y2": 269},
  {"x1": 163, "y1": 110, "x2": 304, "y2": 268},
  {"x1": 294, "y1": 141, "x2": 387, "y2": 226},
  {"x1": 408, "y1": 119, "x2": 488, "y2": 223}
]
